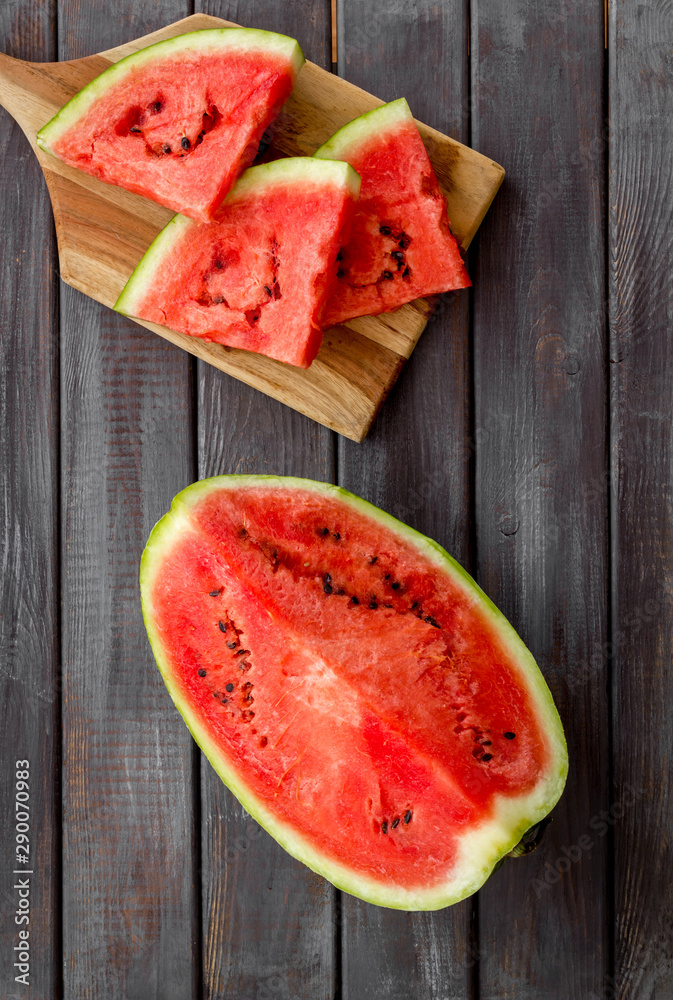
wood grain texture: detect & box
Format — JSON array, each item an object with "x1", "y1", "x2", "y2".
[
  {"x1": 336, "y1": 1, "x2": 473, "y2": 997},
  {"x1": 57, "y1": 4, "x2": 199, "y2": 999},
  {"x1": 194, "y1": 5, "x2": 338, "y2": 1000},
  {"x1": 0, "y1": 11, "x2": 502, "y2": 441},
  {"x1": 471, "y1": 1, "x2": 609, "y2": 996},
  {"x1": 0, "y1": 6, "x2": 59, "y2": 1000},
  {"x1": 609, "y1": 3, "x2": 673, "y2": 997}
]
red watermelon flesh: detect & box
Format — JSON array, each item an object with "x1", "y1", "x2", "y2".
[
  {"x1": 114, "y1": 158, "x2": 360, "y2": 368},
  {"x1": 141, "y1": 477, "x2": 567, "y2": 910},
  {"x1": 36, "y1": 29, "x2": 304, "y2": 223},
  {"x1": 314, "y1": 98, "x2": 471, "y2": 325}
]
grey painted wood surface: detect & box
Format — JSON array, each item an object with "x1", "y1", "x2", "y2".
[
  {"x1": 1, "y1": 0, "x2": 672, "y2": 997},
  {"x1": 471, "y1": 2, "x2": 610, "y2": 997},
  {"x1": 610, "y1": 2, "x2": 673, "y2": 998},
  {"x1": 0, "y1": 4, "x2": 59, "y2": 1000}
]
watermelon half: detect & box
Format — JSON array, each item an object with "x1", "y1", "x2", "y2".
[
  {"x1": 114, "y1": 158, "x2": 360, "y2": 368},
  {"x1": 141, "y1": 476, "x2": 567, "y2": 910},
  {"x1": 314, "y1": 98, "x2": 471, "y2": 325},
  {"x1": 36, "y1": 29, "x2": 305, "y2": 223}
]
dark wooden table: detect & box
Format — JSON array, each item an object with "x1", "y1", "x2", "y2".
[{"x1": 1, "y1": 1, "x2": 671, "y2": 997}]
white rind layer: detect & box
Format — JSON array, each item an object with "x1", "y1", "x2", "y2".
[
  {"x1": 36, "y1": 28, "x2": 305, "y2": 154},
  {"x1": 141, "y1": 475, "x2": 568, "y2": 911},
  {"x1": 313, "y1": 97, "x2": 413, "y2": 163},
  {"x1": 114, "y1": 158, "x2": 361, "y2": 318}
]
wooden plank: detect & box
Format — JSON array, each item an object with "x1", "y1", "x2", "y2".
[
  {"x1": 57, "y1": 4, "x2": 199, "y2": 999},
  {"x1": 0, "y1": 12, "x2": 502, "y2": 442},
  {"x1": 192, "y1": 7, "x2": 337, "y2": 1000},
  {"x1": 471, "y1": 2, "x2": 609, "y2": 996},
  {"x1": 609, "y1": 3, "x2": 673, "y2": 997},
  {"x1": 0, "y1": 6, "x2": 59, "y2": 1000},
  {"x1": 336, "y1": 1, "x2": 474, "y2": 996}
]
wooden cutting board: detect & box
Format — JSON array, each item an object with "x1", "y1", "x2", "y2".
[{"x1": 0, "y1": 13, "x2": 504, "y2": 442}]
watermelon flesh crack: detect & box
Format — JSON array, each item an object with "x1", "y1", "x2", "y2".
[
  {"x1": 314, "y1": 98, "x2": 471, "y2": 325},
  {"x1": 142, "y1": 477, "x2": 567, "y2": 910},
  {"x1": 37, "y1": 29, "x2": 305, "y2": 222},
  {"x1": 114, "y1": 158, "x2": 361, "y2": 368}
]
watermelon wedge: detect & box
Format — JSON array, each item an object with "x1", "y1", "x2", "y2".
[
  {"x1": 114, "y1": 158, "x2": 360, "y2": 368},
  {"x1": 141, "y1": 476, "x2": 567, "y2": 910},
  {"x1": 36, "y1": 29, "x2": 305, "y2": 223},
  {"x1": 314, "y1": 98, "x2": 471, "y2": 325}
]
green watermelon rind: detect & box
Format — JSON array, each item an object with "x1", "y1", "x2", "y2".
[
  {"x1": 113, "y1": 157, "x2": 361, "y2": 319},
  {"x1": 36, "y1": 28, "x2": 305, "y2": 155},
  {"x1": 141, "y1": 475, "x2": 568, "y2": 911},
  {"x1": 313, "y1": 97, "x2": 412, "y2": 162}
]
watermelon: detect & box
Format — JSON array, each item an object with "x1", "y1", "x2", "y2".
[
  {"x1": 36, "y1": 29, "x2": 304, "y2": 223},
  {"x1": 314, "y1": 98, "x2": 471, "y2": 325},
  {"x1": 114, "y1": 158, "x2": 360, "y2": 368},
  {"x1": 141, "y1": 476, "x2": 567, "y2": 910}
]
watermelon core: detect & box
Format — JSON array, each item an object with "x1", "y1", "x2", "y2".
[
  {"x1": 141, "y1": 477, "x2": 567, "y2": 910},
  {"x1": 114, "y1": 158, "x2": 360, "y2": 368},
  {"x1": 36, "y1": 29, "x2": 304, "y2": 223},
  {"x1": 315, "y1": 98, "x2": 471, "y2": 325}
]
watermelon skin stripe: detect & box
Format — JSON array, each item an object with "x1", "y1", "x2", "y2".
[
  {"x1": 141, "y1": 476, "x2": 568, "y2": 911},
  {"x1": 36, "y1": 29, "x2": 305, "y2": 154}
]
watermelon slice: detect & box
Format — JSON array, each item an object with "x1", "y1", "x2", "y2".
[
  {"x1": 314, "y1": 98, "x2": 471, "y2": 325},
  {"x1": 141, "y1": 476, "x2": 567, "y2": 910},
  {"x1": 36, "y1": 29, "x2": 305, "y2": 223},
  {"x1": 114, "y1": 158, "x2": 360, "y2": 368}
]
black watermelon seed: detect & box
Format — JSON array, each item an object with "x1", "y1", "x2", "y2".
[
  {"x1": 334, "y1": 532, "x2": 341, "y2": 540},
  {"x1": 336, "y1": 250, "x2": 344, "y2": 261},
  {"x1": 402, "y1": 266, "x2": 410, "y2": 278},
  {"x1": 209, "y1": 589, "x2": 220, "y2": 597},
  {"x1": 323, "y1": 573, "x2": 331, "y2": 583},
  {"x1": 218, "y1": 620, "x2": 227, "y2": 633},
  {"x1": 225, "y1": 683, "x2": 234, "y2": 692},
  {"x1": 369, "y1": 601, "x2": 378, "y2": 610},
  {"x1": 482, "y1": 741, "x2": 492, "y2": 746},
  {"x1": 240, "y1": 527, "x2": 247, "y2": 537},
  {"x1": 221, "y1": 697, "x2": 228, "y2": 704},
  {"x1": 130, "y1": 126, "x2": 141, "y2": 133},
  {"x1": 481, "y1": 754, "x2": 493, "y2": 762},
  {"x1": 385, "y1": 603, "x2": 393, "y2": 608},
  {"x1": 351, "y1": 595, "x2": 359, "y2": 605},
  {"x1": 424, "y1": 615, "x2": 441, "y2": 628},
  {"x1": 264, "y1": 285, "x2": 272, "y2": 295},
  {"x1": 391, "y1": 582, "x2": 400, "y2": 590},
  {"x1": 381, "y1": 821, "x2": 388, "y2": 834},
  {"x1": 504, "y1": 732, "x2": 516, "y2": 740},
  {"x1": 213, "y1": 692, "x2": 220, "y2": 698},
  {"x1": 153, "y1": 101, "x2": 162, "y2": 113},
  {"x1": 198, "y1": 669, "x2": 206, "y2": 677},
  {"x1": 398, "y1": 232, "x2": 412, "y2": 250},
  {"x1": 404, "y1": 811, "x2": 412, "y2": 824},
  {"x1": 181, "y1": 136, "x2": 191, "y2": 150},
  {"x1": 391, "y1": 817, "x2": 400, "y2": 829},
  {"x1": 227, "y1": 641, "x2": 237, "y2": 649},
  {"x1": 324, "y1": 583, "x2": 333, "y2": 594},
  {"x1": 379, "y1": 225, "x2": 392, "y2": 235},
  {"x1": 320, "y1": 527, "x2": 330, "y2": 536},
  {"x1": 260, "y1": 736, "x2": 268, "y2": 747},
  {"x1": 162, "y1": 144, "x2": 171, "y2": 154},
  {"x1": 391, "y1": 250, "x2": 405, "y2": 264},
  {"x1": 385, "y1": 574, "x2": 391, "y2": 580},
  {"x1": 237, "y1": 649, "x2": 250, "y2": 656},
  {"x1": 370, "y1": 556, "x2": 378, "y2": 564},
  {"x1": 411, "y1": 601, "x2": 419, "y2": 609},
  {"x1": 336, "y1": 588, "x2": 345, "y2": 595}
]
